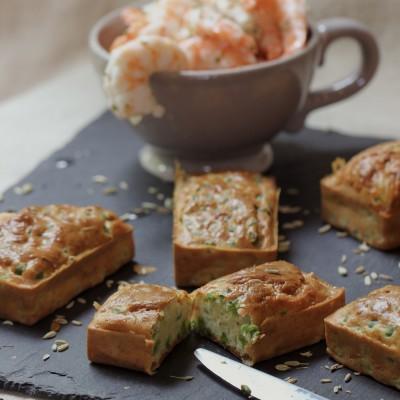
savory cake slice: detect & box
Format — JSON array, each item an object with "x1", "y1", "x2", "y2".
[
  {"x1": 87, "y1": 283, "x2": 192, "y2": 374},
  {"x1": 321, "y1": 141, "x2": 400, "y2": 249},
  {"x1": 173, "y1": 167, "x2": 279, "y2": 287},
  {"x1": 0, "y1": 205, "x2": 134, "y2": 325},
  {"x1": 325, "y1": 285, "x2": 400, "y2": 390},
  {"x1": 191, "y1": 261, "x2": 345, "y2": 365}
]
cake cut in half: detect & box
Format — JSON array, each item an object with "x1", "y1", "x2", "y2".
[
  {"x1": 321, "y1": 141, "x2": 400, "y2": 249},
  {"x1": 191, "y1": 261, "x2": 345, "y2": 365},
  {"x1": 173, "y1": 167, "x2": 279, "y2": 287},
  {"x1": 325, "y1": 285, "x2": 400, "y2": 390},
  {"x1": 87, "y1": 283, "x2": 192, "y2": 374},
  {"x1": 0, "y1": 204, "x2": 134, "y2": 325}
]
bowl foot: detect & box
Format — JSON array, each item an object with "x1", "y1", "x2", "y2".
[{"x1": 139, "y1": 144, "x2": 274, "y2": 181}]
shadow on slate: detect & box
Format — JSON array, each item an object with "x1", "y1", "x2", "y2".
[{"x1": 0, "y1": 112, "x2": 399, "y2": 400}]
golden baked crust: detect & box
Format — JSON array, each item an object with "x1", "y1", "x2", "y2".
[
  {"x1": 173, "y1": 167, "x2": 279, "y2": 286},
  {"x1": 191, "y1": 261, "x2": 345, "y2": 365},
  {"x1": 87, "y1": 283, "x2": 192, "y2": 374},
  {"x1": 321, "y1": 141, "x2": 400, "y2": 249},
  {"x1": 0, "y1": 205, "x2": 134, "y2": 325},
  {"x1": 325, "y1": 285, "x2": 400, "y2": 390}
]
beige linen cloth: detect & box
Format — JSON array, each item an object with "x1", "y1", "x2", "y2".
[{"x1": 0, "y1": 1, "x2": 399, "y2": 396}]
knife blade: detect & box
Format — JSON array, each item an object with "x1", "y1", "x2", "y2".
[{"x1": 194, "y1": 348, "x2": 327, "y2": 400}]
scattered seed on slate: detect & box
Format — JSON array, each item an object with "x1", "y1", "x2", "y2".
[
  {"x1": 52, "y1": 343, "x2": 58, "y2": 352},
  {"x1": 275, "y1": 364, "x2": 291, "y2": 371},
  {"x1": 92, "y1": 175, "x2": 108, "y2": 184},
  {"x1": 55, "y1": 160, "x2": 70, "y2": 169},
  {"x1": 344, "y1": 373, "x2": 352, "y2": 383},
  {"x1": 318, "y1": 224, "x2": 331, "y2": 234},
  {"x1": 278, "y1": 241, "x2": 291, "y2": 253},
  {"x1": 77, "y1": 297, "x2": 87, "y2": 304},
  {"x1": 279, "y1": 205, "x2": 302, "y2": 214},
  {"x1": 42, "y1": 354, "x2": 50, "y2": 361},
  {"x1": 106, "y1": 279, "x2": 114, "y2": 288},
  {"x1": 133, "y1": 264, "x2": 157, "y2": 275},
  {"x1": 103, "y1": 186, "x2": 118, "y2": 195},
  {"x1": 170, "y1": 375, "x2": 194, "y2": 381},
  {"x1": 336, "y1": 231, "x2": 348, "y2": 238},
  {"x1": 147, "y1": 186, "x2": 158, "y2": 194},
  {"x1": 283, "y1": 220, "x2": 304, "y2": 230},
  {"x1": 2, "y1": 320, "x2": 14, "y2": 326},
  {"x1": 370, "y1": 272, "x2": 378, "y2": 280},
  {"x1": 14, "y1": 183, "x2": 33, "y2": 195},
  {"x1": 338, "y1": 266, "x2": 348, "y2": 277},
  {"x1": 299, "y1": 351, "x2": 313, "y2": 358},
  {"x1": 120, "y1": 213, "x2": 137, "y2": 222},
  {"x1": 164, "y1": 198, "x2": 173, "y2": 209},
  {"x1": 66, "y1": 301, "x2": 75, "y2": 310},
  {"x1": 321, "y1": 379, "x2": 332, "y2": 384},
  {"x1": 57, "y1": 343, "x2": 69, "y2": 352},
  {"x1": 285, "y1": 377, "x2": 298, "y2": 384},
  {"x1": 333, "y1": 385, "x2": 342, "y2": 394},
  {"x1": 364, "y1": 275, "x2": 372, "y2": 286},
  {"x1": 119, "y1": 181, "x2": 129, "y2": 190},
  {"x1": 284, "y1": 361, "x2": 309, "y2": 367},
  {"x1": 341, "y1": 255, "x2": 347, "y2": 263},
  {"x1": 156, "y1": 193, "x2": 165, "y2": 201},
  {"x1": 379, "y1": 274, "x2": 393, "y2": 281},
  {"x1": 71, "y1": 320, "x2": 82, "y2": 326},
  {"x1": 42, "y1": 331, "x2": 57, "y2": 340},
  {"x1": 355, "y1": 265, "x2": 365, "y2": 274}
]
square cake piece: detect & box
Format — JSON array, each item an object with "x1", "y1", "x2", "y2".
[
  {"x1": 87, "y1": 283, "x2": 192, "y2": 374},
  {"x1": 321, "y1": 141, "x2": 400, "y2": 249},
  {"x1": 191, "y1": 261, "x2": 345, "y2": 365},
  {"x1": 173, "y1": 167, "x2": 279, "y2": 286},
  {"x1": 0, "y1": 205, "x2": 134, "y2": 325},
  {"x1": 325, "y1": 285, "x2": 400, "y2": 390}
]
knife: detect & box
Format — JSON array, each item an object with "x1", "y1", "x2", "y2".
[{"x1": 194, "y1": 348, "x2": 327, "y2": 400}]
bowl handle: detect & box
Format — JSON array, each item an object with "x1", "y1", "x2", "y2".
[{"x1": 285, "y1": 17, "x2": 380, "y2": 132}]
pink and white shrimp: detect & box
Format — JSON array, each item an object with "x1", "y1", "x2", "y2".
[
  {"x1": 275, "y1": 0, "x2": 307, "y2": 55},
  {"x1": 181, "y1": 16, "x2": 258, "y2": 69},
  {"x1": 104, "y1": 35, "x2": 188, "y2": 120},
  {"x1": 243, "y1": 0, "x2": 307, "y2": 60}
]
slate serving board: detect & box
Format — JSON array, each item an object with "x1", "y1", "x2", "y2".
[{"x1": 0, "y1": 112, "x2": 399, "y2": 400}]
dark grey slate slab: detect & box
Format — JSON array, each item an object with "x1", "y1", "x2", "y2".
[{"x1": 0, "y1": 112, "x2": 398, "y2": 400}]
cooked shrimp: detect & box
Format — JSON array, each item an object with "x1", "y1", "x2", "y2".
[
  {"x1": 274, "y1": 0, "x2": 307, "y2": 55},
  {"x1": 110, "y1": 8, "x2": 148, "y2": 51},
  {"x1": 104, "y1": 35, "x2": 188, "y2": 120},
  {"x1": 242, "y1": 0, "x2": 284, "y2": 60},
  {"x1": 181, "y1": 13, "x2": 257, "y2": 69}
]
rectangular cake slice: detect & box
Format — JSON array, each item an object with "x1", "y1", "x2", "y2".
[
  {"x1": 173, "y1": 167, "x2": 279, "y2": 286},
  {"x1": 325, "y1": 285, "x2": 400, "y2": 390},
  {"x1": 0, "y1": 204, "x2": 134, "y2": 325},
  {"x1": 87, "y1": 283, "x2": 192, "y2": 374},
  {"x1": 321, "y1": 141, "x2": 400, "y2": 249},
  {"x1": 191, "y1": 261, "x2": 345, "y2": 365}
]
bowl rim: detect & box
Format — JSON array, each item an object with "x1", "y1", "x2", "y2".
[{"x1": 89, "y1": 4, "x2": 320, "y2": 78}]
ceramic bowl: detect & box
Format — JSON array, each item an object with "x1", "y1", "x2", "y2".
[{"x1": 89, "y1": 3, "x2": 379, "y2": 180}]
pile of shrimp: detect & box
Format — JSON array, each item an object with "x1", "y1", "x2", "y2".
[{"x1": 104, "y1": 0, "x2": 307, "y2": 122}]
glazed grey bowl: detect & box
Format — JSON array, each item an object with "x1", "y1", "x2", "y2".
[{"x1": 89, "y1": 5, "x2": 379, "y2": 180}]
